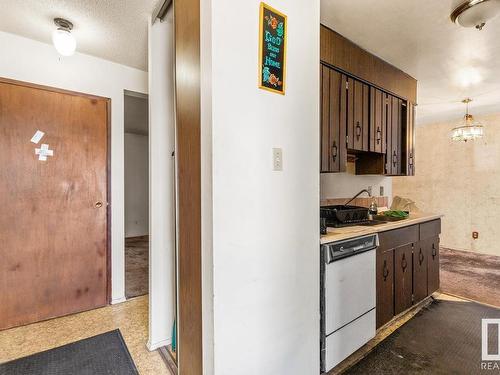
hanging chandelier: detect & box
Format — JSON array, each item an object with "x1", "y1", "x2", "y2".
[{"x1": 451, "y1": 98, "x2": 484, "y2": 142}]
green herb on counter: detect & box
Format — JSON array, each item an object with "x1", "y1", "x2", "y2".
[{"x1": 383, "y1": 210, "x2": 409, "y2": 218}]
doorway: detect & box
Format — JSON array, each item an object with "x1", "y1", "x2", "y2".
[
  {"x1": 0, "y1": 78, "x2": 110, "y2": 330},
  {"x1": 124, "y1": 90, "x2": 150, "y2": 299}
]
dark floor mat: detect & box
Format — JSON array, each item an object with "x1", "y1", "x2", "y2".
[
  {"x1": 0, "y1": 329, "x2": 138, "y2": 375},
  {"x1": 345, "y1": 299, "x2": 500, "y2": 375}
]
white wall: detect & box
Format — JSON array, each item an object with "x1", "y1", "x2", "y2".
[
  {"x1": 320, "y1": 166, "x2": 393, "y2": 203},
  {"x1": 0, "y1": 31, "x2": 148, "y2": 304},
  {"x1": 147, "y1": 13, "x2": 176, "y2": 351},
  {"x1": 202, "y1": 0, "x2": 320, "y2": 373},
  {"x1": 124, "y1": 133, "x2": 149, "y2": 237}
]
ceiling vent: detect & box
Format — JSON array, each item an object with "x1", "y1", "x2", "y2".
[{"x1": 451, "y1": 0, "x2": 500, "y2": 30}]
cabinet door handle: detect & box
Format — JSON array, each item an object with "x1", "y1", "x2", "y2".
[
  {"x1": 356, "y1": 121, "x2": 362, "y2": 140},
  {"x1": 419, "y1": 248, "x2": 424, "y2": 265},
  {"x1": 376, "y1": 127, "x2": 381, "y2": 144},
  {"x1": 432, "y1": 243, "x2": 437, "y2": 259},
  {"x1": 393, "y1": 150, "x2": 398, "y2": 167},
  {"x1": 383, "y1": 259, "x2": 390, "y2": 281},
  {"x1": 401, "y1": 253, "x2": 408, "y2": 272},
  {"x1": 332, "y1": 142, "x2": 338, "y2": 161}
]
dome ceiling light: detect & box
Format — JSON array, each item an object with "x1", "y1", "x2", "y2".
[
  {"x1": 451, "y1": 98, "x2": 484, "y2": 142},
  {"x1": 52, "y1": 18, "x2": 76, "y2": 56},
  {"x1": 451, "y1": 0, "x2": 500, "y2": 30}
]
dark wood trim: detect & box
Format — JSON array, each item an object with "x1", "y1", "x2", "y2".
[
  {"x1": 174, "y1": 0, "x2": 203, "y2": 373},
  {"x1": 320, "y1": 24, "x2": 417, "y2": 103}
]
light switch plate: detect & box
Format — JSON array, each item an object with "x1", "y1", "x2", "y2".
[{"x1": 273, "y1": 148, "x2": 283, "y2": 171}]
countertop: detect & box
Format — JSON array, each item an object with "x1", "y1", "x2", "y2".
[{"x1": 320, "y1": 212, "x2": 443, "y2": 245}]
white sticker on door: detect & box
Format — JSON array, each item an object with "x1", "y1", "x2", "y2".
[
  {"x1": 30, "y1": 130, "x2": 45, "y2": 144},
  {"x1": 35, "y1": 144, "x2": 54, "y2": 161}
]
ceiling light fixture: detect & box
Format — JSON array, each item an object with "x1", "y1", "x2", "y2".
[
  {"x1": 52, "y1": 18, "x2": 76, "y2": 56},
  {"x1": 451, "y1": 0, "x2": 500, "y2": 30},
  {"x1": 451, "y1": 98, "x2": 484, "y2": 142}
]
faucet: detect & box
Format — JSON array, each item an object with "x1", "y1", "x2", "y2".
[{"x1": 344, "y1": 189, "x2": 371, "y2": 207}]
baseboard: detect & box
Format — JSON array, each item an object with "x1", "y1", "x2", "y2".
[
  {"x1": 111, "y1": 296, "x2": 127, "y2": 305},
  {"x1": 147, "y1": 337, "x2": 171, "y2": 351}
]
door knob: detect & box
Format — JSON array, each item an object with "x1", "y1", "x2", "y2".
[{"x1": 95, "y1": 201, "x2": 103, "y2": 208}]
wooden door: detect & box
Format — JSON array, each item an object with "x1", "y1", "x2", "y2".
[
  {"x1": 394, "y1": 244, "x2": 413, "y2": 315},
  {"x1": 376, "y1": 249, "x2": 394, "y2": 328},
  {"x1": 413, "y1": 240, "x2": 428, "y2": 304},
  {"x1": 320, "y1": 65, "x2": 346, "y2": 173},
  {"x1": 347, "y1": 78, "x2": 369, "y2": 152},
  {"x1": 0, "y1": 79, "x2": 109, "y2": 330},
  {"x1": 427, "y1": 236, "x2": 440, "y2": 295},
  {"x1": 369, "y1": 88, "x2": 386, "y2": 154}
]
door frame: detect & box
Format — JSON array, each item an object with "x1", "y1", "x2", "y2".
[{"x1": 0, "y1": 76, "x2": 113, "y2": 304}]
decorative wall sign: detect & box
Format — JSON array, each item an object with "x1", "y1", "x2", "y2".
[{"x1": 259, "y1": 2, "x2": 287, "y2": 95}]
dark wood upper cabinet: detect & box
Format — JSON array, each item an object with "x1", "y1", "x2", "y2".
[
  {"x1": 320, "y1": 65, "x2": 330, "y2": 172},
  {"x1": 386, "y1": 95, "x2": 402, "y2": 175},
  {"x1": 320, "y1": 25, "x2": 417, "y2": 103},
  {"x1": 370, "y1": 88, "x2": 386, "y2": 154},
  {"x1": 320, "y1": 25, "x2": 417, "y2": 176},
  {"x1": 347, "y1": 78, "x2": 369, "y2": 152},
  {"x1": 406, "y1": 102, "x2": 416, "y2": 176},
  {"x1": 320, "y1": 64, "x2": 347, "y2": 173}
]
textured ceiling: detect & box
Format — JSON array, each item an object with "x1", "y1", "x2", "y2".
[
  {"x1": 0, "y1": 0, "x2": 161, "y2": 71},
  {"x1": 321, "y1": 0, "x2": 500, "y2": 125}
]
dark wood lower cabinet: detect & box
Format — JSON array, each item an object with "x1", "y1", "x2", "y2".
[
  {"x1": 413, "y1": 241, "x2": 428, "y2": 303},
  {"x1": 376, "y1": 220, "x2": 441, "y2": 329},
  {"x1": 427, "y1": 236, "x2": 440, "y2": 295},
  {"x1": 376, "y1": 249, "x2": 394, "y2": 329},
  {"x1": 394, "y1": 244, "x2": 413, "y2": 315}
]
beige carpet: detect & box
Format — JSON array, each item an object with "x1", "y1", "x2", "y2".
[
  {"x1": 125, "y1": 236, "x2": 149, "y2": 299},
  {"x1": 440, "y1": 247, "x2": 500, "y2": 308}
]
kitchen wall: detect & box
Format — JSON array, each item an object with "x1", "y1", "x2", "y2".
[
  {"x1": 201, "y1": 0, "x2": 320, "y2": 373},
  {"x1": 321, "y1": 163, "x2": 393, "y2": 204},
  {"x1": 124, "y1": 133, "x2": 149, "y2": 237},
  {"x1": 0, "y1": 30, "x2": 148, "y2": 303},
  {"x1": 393, "y1": 112, "x2": 500, "y2": 256}
]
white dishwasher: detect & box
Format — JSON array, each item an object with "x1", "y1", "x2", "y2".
[{"x1": 320, "y1": 234, "x2": 378, "y2": 373}]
